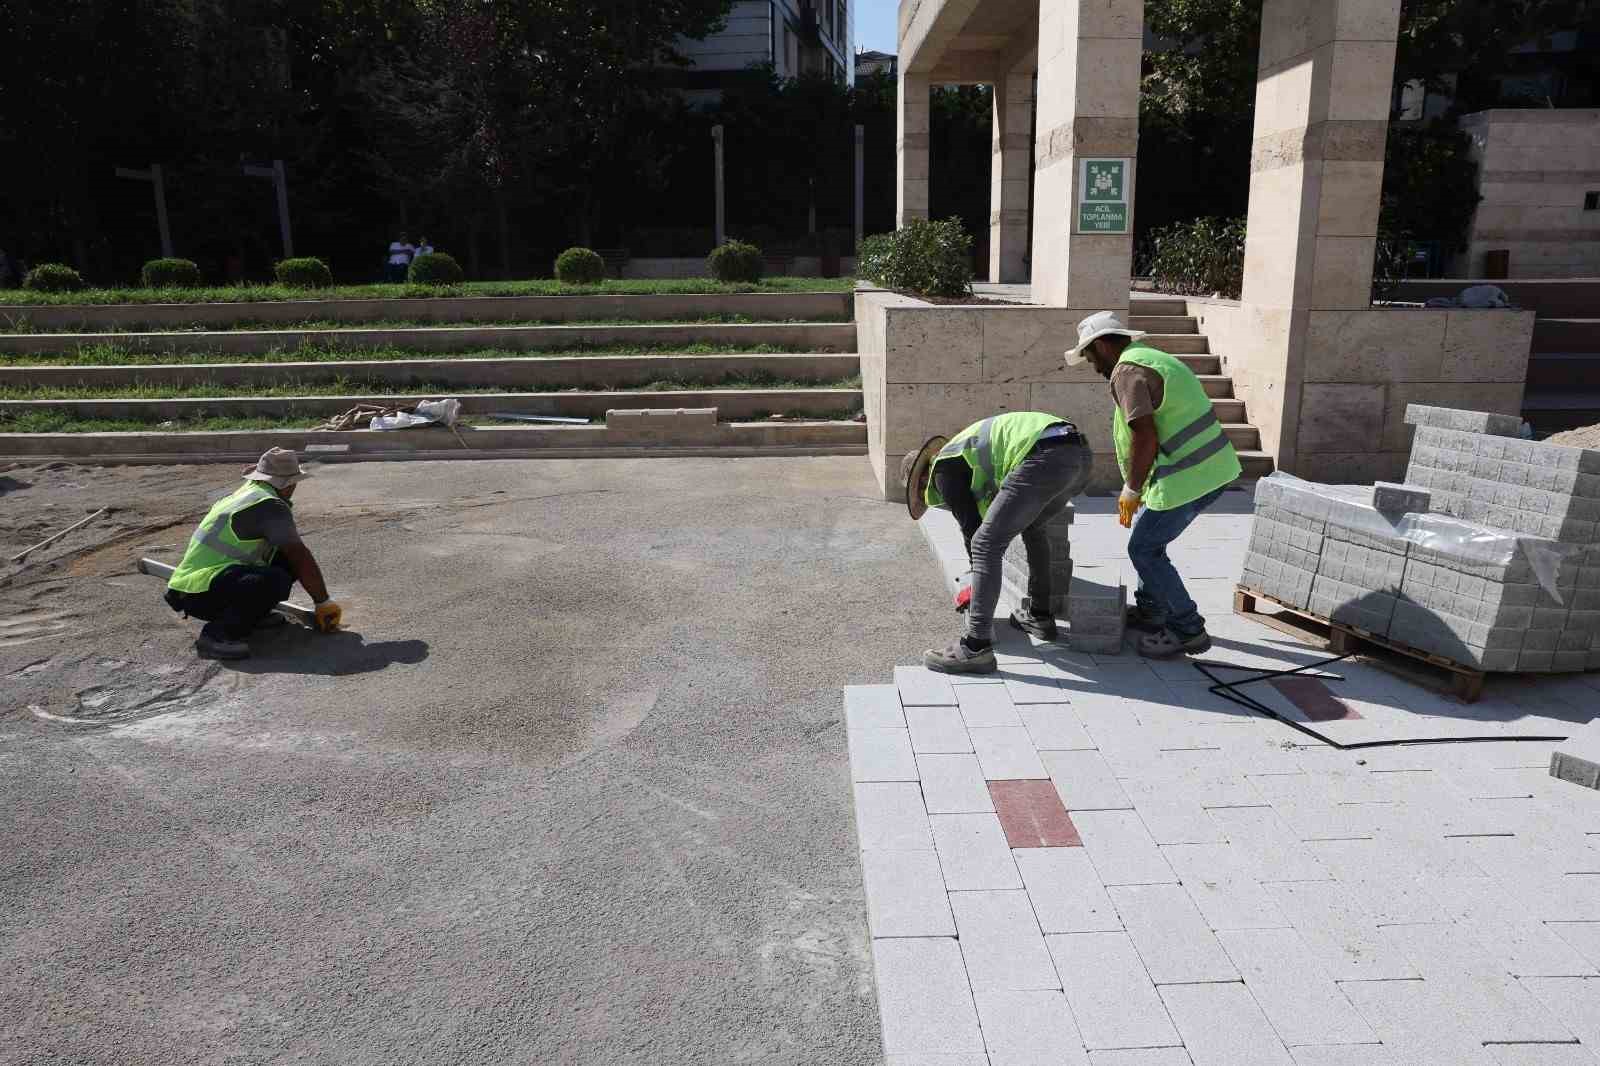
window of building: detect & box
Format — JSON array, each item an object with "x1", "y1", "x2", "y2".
[{"x1": 1585, "y1": 191, "x2": 1598, "y2": 211}]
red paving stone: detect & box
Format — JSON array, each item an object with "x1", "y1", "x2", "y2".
[
  {"x1": 1271, "y1": 676, "x2": 1362, "y2": 722},
  {"x1": 988, "y1": 779, "x2": 1082, "y2": 848}
]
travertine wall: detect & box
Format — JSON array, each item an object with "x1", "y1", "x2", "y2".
[
  {"x1": 1456, "y1": 109, "x2": 1600, "y2": 279},
  {"x1": 1190, "y1": 295, "x2": 1535, "y2": 483},
  {"x1": 857, "y1": 288, "x2": 1121, "y2": 501}
]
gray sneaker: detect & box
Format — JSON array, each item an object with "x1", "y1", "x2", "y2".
[
  {"x1": 924, "y1": 641, "x2": 998, "y2": 675},
  {"x1": 1137, "y1": 627, "x2": 1211, "y2": 659},
  {"x1": 196, "y1": 629, "x2": 250, "y2": 660}
]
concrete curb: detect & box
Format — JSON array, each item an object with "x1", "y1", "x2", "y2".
[
  {"x1": 0, "y1": 353, "x2": 862, "y2": 391},
  {"x1": 0, "y1": 388, "x2": 864, "y2": 422},
  {"x1": 0, "y1": 321, "x2": 859, "y2": 357},
  {"x1": 0, "y1": 291, "x2": 854, "y2": 332}
]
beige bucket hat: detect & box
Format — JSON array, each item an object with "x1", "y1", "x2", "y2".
[
  {"x1": 901, "y1": 434, "x2": 950, "y2": 520},
  {"x1": 1064, "y1": 310, "x2": 1146, "y2": 366},
  {"x1": 242, "y1": 447, "x2": 312, "y2": 489}
]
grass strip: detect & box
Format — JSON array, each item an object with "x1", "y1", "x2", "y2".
[
  {"x1": 3, "y1": 313, "x2": 852, "y2": 334},
  {"x1": 0, "y1": 408, "x2": 865, "y2": 434},
  {"x1": 0, "y1": 341, "x2": 840, "y2": 368},
  {"x1": 0, "y1": 277, "x2": 856, "y2": 307},
  {"x1": 0, "y1": 373, "x2": 863, "y2": 401}
]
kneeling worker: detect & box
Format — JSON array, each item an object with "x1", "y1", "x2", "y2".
[
  {"x1": 903, "y1": 412, "x2": 1093, "y2": 674},
  {"x1": 1067, "y1": 311, "x2": 1242, "y2": 658},
  {"x1": 164, "y1": 448, "x2": 343, "y2": 660}
]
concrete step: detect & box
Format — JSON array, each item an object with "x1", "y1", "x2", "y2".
[
  {"x1": 1128, "y1": 315, "x2": 1198, "y2": 334},
  {"x1": 1525, "y1": 351, "x2": 1600, "y2": 389},
  {"x1": 1236, "y1": 450, "x2": 1275, "y2": 480},
  {"x1": 1130, "y1": 296, "x2": 1187, "y2": 317},
  {"x1": 0, "y1": 420, "x2": 868, "y2": 464},
  {"x1": 1196, "y1": 374, "x2": 1233, "y2": 398},
  {"x1": 1144, "y1": 333, "x2": 1209, "y2": 354},
  {"x1": 1224, "y1": 423, "x2": 1261, "y2": 451},
  {"x1": 1177, "y1": 354, "x2": 1220, "y2": 375},
  {"x1": 0, "y1": 321, "x2": 859, "y2": 358},
  {"x1": 1211, "y1": 398, "x2": 1245, "y2": 421},
  {"x1": 1533, "y1": 319, "x2": 1600, "y2": 354},
  {"x1": 0, "y1": 353, "x2": 862, "y2": 392},
  {"x1": 1, "y1": 291, "x2": 855, "y2": 332},
  {"x1": 0, "y1": 388, "x2": 864, "y2": 424},
  {"x1": 1522, "y1": 387, "x2": 1600, "y2": 434}
]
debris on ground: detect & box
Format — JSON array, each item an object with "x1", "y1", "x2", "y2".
[{"x1": 1544, "y1": 420, "x2": 1600, "y2": 449}]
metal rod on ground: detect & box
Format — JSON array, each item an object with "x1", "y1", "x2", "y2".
[
  {"x1": 488, "y1": 412, "x2": 591, "y2": 424},
  {"x1": 136, "y1": 557, "x2": 315, "y2": 626},
  {"x1": 11, "y1": 507, "x2": 109, "y2": 562}
]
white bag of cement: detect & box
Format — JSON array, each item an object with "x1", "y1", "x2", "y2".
[
  {"x1": 415, "y1": 398, "x2": 461, "y2": 426},
  {"x1": 370, "y1": 411, "x2": 435, "y2": 430}
]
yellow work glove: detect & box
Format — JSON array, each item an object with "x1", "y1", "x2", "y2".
[
  {"x1": 313, "y1": 599, "x2": 343, "y2": 633},
  {"x1": 1118, "y1": 485, "x2": 1143, "y2": 529}
]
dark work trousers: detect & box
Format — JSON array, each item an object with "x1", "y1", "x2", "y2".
[
  {"x1": 937, "y1": 437, "x2": 1094, "y2": 641},
  {"x1": 165, "y1": 555, "x2": 296, "y2": 640}
]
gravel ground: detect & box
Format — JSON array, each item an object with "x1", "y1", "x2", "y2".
[{"x1": 0, "y1": 456, "x2": 952, "y2": 1066}]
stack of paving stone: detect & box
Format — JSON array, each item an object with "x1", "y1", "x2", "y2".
[
  {"x1": 1242, "y1": 404, "x2": 1600, "y2": 674},
  {"x1": 999, "y1": 504, "x2": 1127, "y2": 653}
]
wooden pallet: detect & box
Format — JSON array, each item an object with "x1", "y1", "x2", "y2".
[{"x1": 1234, "y1": 585, "x2": 1486, "y2": 703}]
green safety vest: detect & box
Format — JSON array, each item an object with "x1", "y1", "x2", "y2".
[
  {"x1": 1112, "y1": 345, "x2": 1242, "y2": 511},
  {"x1": 924, "y1": 411, "x2": 1065, "y2": 519},
  {"x1": 167, "y1": 482, "x2": 285, "y2": 593}
]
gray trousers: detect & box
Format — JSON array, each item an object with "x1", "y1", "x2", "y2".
[{"x1": 967, "y1": 439, "x2": 1094, "y2": 641}]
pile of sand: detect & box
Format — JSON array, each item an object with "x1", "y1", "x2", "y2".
[{"x1": 1544, "y1": 422, "x2": 1600, "y2": 449}]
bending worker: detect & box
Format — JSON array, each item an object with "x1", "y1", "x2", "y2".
[
  {"x1": 164, "y1": 448, "x2": 343, "y2": 660},
  {"x1": 903, "y1": 412, "x2": 1093, "y2": 674},
  {"x1": 1066, "y1": 311, "x2": 1241, "y2": 658}
]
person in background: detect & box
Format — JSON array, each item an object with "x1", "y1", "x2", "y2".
[
  {"x1": 385, "y1": 232, "x2": 415, "y2": 282},
  {"x1": 415, "y1": 236, "x2": 434, "y2": 258}
]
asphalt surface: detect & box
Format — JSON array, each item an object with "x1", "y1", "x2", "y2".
[{"x1": 0, "y1": 456, "x2": 954, "y2": 1065}]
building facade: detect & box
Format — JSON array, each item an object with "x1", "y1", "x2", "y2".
[{"x1": 674, "y1": 0, "x2": 853, "y2": 99}]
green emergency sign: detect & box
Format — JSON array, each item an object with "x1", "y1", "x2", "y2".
[{"x1": 1077, "y1": 158, "x2": 1131, "y2": 234}]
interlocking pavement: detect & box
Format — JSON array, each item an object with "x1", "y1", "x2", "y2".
[{"x1": 853, "y1": 500, "x2": 1600, "y2": 1065}]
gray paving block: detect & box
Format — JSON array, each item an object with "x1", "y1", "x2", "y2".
[
  {"x1": 850, "y1": 728, "x2": 920, "y2": 782},
  {"x1": 845, "y1": 683, "x2": 905, "y2": 729},
  {"x1": 1158, "y1": 981, "x2": 1294, "y2": 1066},
  {"x1": 1089, "y1": 1051, "x2": 1198, "y2": 1066},
  {"x1": 872, "y1": 937, "x2": 986, "y2": 1055},
  {"x1": 897, "y1": 664, "x2": 958, "y2": 706},
  {"x1": 1042, "y1": 749, "x2": 1133, "y2": 812},
  {"x1": 1262, "y1": 881, "x2": 1417, "y2": 981},
  {"x1": 1071, "y1": 810, "x2": 1178, "y2": 886},
  {"x1": 905, "y1": 705, "x2": 975, "y2": 754},
  {"x1": 1014, "y1": 848, "x2": 1123, "y2": 934},
  {"x1": 971, "y1": 726, "x2": 1048, "y2": 780},
  {"x1": 973, "y1": 989, "x2": 1088, "y2": 1063},
  {"x1": 957, "y1": 682, "x2": 1026, "y2": 728},
  {"x1": 1550, "y1": 718, "x2": 1600, "y2": 790},
  {"x1": 856, "y1": 782, "x2": 935, "y2": 851},
  {"x1": 918, "y1": 753, "x2": 995, "y2": 814},
  {"x1": 1373, "y1": 480, "x2": 1431, "y2": 517},
  {"x1": 1215, "y1": 927, "x2": 1376, "y2": 1047},
  {"x1": 1018, "y1": 705, "x2": 1095, "y2": 751},
  {"x1": 863, "y1": 849, "x2": 956, "y2": 938},
  {"x1": 1046, "y1": 932, "x2": 1182, "y2": 1051},
  {"x1": 951, "y1": 890, "x2": 1061, "y2": 991},
  {"x1": 1107, "y1": 883, "x2": 1238, "y2": 984},
  {"x1": 931, "y1": 812, "x2": 1023, "y2": 890},
  {"x1": 1404, "y1": 403, "x2": 1522, "y2": 438}
]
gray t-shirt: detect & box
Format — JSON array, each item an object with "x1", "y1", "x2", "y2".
[{"x1": 232, "y1": 498, "x2": 301, "y2": 548}]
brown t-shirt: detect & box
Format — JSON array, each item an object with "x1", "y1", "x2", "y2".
[{"x1": 1110, "y1": 362, "x2": 1164, "y2": 422}]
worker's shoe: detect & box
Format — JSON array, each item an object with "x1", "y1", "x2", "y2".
[
  {"x1": 1137, "y1": 626, "x2": 1211, "y2": 660},
  {"x1": 196, "y1": 624, "x2": 250, "y2": 661},
  {"x1": 253, "y1": 611, "x2": 290, "y2": 631},
  {"x1": 924, "y1": 638, "x2": 998, "y2": 675},
  {"x1": 1126, "y1": 604, "x2": 1166, "y2": 634},
  {"x1": 1010, "y1": 599, "x2": 1059, "y2": 642}
]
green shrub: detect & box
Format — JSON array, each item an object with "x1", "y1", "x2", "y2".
[
  {"x1": 23, "y1": 263, "x2": 85, "y2": 293},
  {"x1": 140, "y1": 257, "x2": 201, "y2": 288},
  {"x1": 274, "y1": 257, "x2": 333, "y2": 288},
  {"x1": 407, "y1": 251, "x2": 464, "y2": 286},
  {"x1": 707, "y1": 240, "x2": 764, "y2": 283},
  {"x1": 855, "y1": 218, "x2": 973, "y2": 298},
  {"x1": 554, "y1": 247, "x2": 605, "y2": 284},
  {"x1": 1142, "y1": 216, "x2": 1246, "y2": 299}
]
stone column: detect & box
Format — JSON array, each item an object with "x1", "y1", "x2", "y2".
[
  {"x1": 990, "y1": 71, "x2": 1034, "y2": 282},
  {"x1": 1029, "y1": 0, "x2": 1143, "y2": 310},
  {"x1": 1237, "y1": 0, "x2": 1401, "y2": 469},
  {"x1": 897, "y1": 71, "x2": 931, "y2": 228}
]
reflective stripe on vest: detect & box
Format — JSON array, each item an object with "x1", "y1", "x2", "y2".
[
  {"x1": 1112, "y1": 346, "x2": 1241, "y2": 511},
  {"x1": 1158, "y1": 408, "x2": 1221, "y2": 459},
  {"x1": 925, "y1": 412, "x2": 1065, "y2": 518},
  {"x1": 1152, "y1": 426, "x2": 1232, "y2": 481},
  {"x1": 167, "y1": 483, "x2": 282, "y2": 593}
]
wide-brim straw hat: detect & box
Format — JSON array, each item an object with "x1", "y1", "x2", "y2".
[
  {"x1": 902, "y1": 434, "x2": 950, "y2": 520},
  {"x1": 1064, "y1": 310, "x2": 1146, "y2": 366},
  {"x1": 243, "y1": 446, "x2": 312, "y2": 488}
]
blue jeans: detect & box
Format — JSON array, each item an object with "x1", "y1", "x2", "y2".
[{"x1": 1128, "y1": 486, "x2": 1226, "y2": 637}]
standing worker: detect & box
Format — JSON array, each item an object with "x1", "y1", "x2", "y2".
[
  {"x1": 163, "y1": 448, "x2": 343, "y2": 660},
  {"x1": 1066, "y1": 311, "x2": 1242, "y2": 658},
  {"x1": 903, "y1": 412, "x2": 1094, "y2": 674}
]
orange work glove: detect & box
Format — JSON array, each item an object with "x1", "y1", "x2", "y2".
[
  {"x1": 1117, "y1": 485, "x2": 1143, "y2": 529},
  {"x1": 313, "y1": 600, "x2": 343, "y2": 633}
]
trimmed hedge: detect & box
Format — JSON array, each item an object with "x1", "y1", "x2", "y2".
[
  {"x1": 274, "y1": 257, "x2": 333, "y2": 288},
  {"x1": 408, "y1": 251, "x2": 464, "y2": 285},
  {"x1": 1142, "y1": 216, "x2": 1246, "y2": 299},
  {"x1": 707, "y1": 240, "x2": 763, "y2": 283},
  {"x1": 140, "y1": 257, "x2": 201, "y2": 288},
  {"x1": 856, "y1": 218, "x2": 973, "y2": 298},
  {"x1": 23, "y1": 263, "x2": 85, "y2": 293},
  {"x1": 554, "y1": 247, "x2": 604, "y2": 284}
]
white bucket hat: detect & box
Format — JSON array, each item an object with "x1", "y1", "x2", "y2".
[
  {"x1": 1064, "y1": 310, "x2": 1146, "y2": 366},
  {"x1": 242, "y1": 447, "x2": 311, "y2": 489}
]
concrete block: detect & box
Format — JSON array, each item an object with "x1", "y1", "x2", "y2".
[
  {"x1": 1158, "y1": 981, "x2": 1295, "y2": 1066},
  {"x1": 605, "y1": 406, "x2": 718, "y2": 441},
  {"x1": 1015, "y1": 848, "x2": 1123, "y2": 934},
  {"x1": 1264, "y1": 880, "x2": 1418, "y2": 980},
  {"x1": 850, "y1": 728, "x2": 920, "y2": 782},
  {"x1": 918, "y1": 753, "x2": 994, "y2": 814},
  {"x1": 1107, "y1": 883, "x2": 1238, "y2": 984},
  {"x1": 896, "y1": 664, "x2": 957, "y2": 707},
  {"x1": 905, "y1": 705, "x2": 974, "y2": 754},
  {"x1": 1070, "y1": 809, "x2": 1178, "y2": 886},
  {"x1": 1404, "y1": 403, "x2": 1522, "y2": 438},
  {"x1": 872, "y1": 938, "x2": 986, "y2": 1055},
  {"x1": 855, "y1": 782, "x2": 934, "y2": 851},
  {"x1": 1042, "y1": 749, "x2": 1133, "y2": 812},
  {"x1": 956, "y1": 683, "x2": 1025, "y2": 729},
  {"x1": 970, "y1": 726, "x2": 1049, "y2": 780},
  {"x1": 972, "y1": 989, "x2": 1087, "y2": 1062},
  {"x1": 1550, "y1": 720, "x2": 1600, "y2": 790},
  {"x1": 845, "y1": 684, "x2": 905, "y2": 730},
  {"x1": 862, "y1": 849, "x2": 956, "y2": 937},
  {"x1": 1046, "y1": 932, "x2": 1182, "y2": 1051},
  {"x1": 951, "y1": 890, "x2": 1061, "y2": 990},
  {"x1": 1018, "y1": 705, "x2": 1095, "y2": 751},
  {"x1": 1373, "y1": 480, "x2": 1431, "y2": 517},
  {"x1": 1214, "y1": 927, "x2": 1378, "y2": 1046},
  {"x1": 930, "y1": 812, "x2": 1023, "y2": 890}
]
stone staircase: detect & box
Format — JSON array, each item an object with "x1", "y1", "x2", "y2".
[{"x1": 1127, "y1": 295, "x2": 1275, "y2": 480}]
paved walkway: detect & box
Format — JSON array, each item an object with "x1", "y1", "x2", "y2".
[{"x1": 851, "y1": 499, "x2": 1600, "y2": 1065}]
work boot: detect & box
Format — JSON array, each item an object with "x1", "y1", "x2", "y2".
[
  {"x1": 1137, "y1": 626, "x2": 1211, "y2": 660},
  {"x1": 196, "y1": 624, "x2": 250, "y2": 660},
  {"x1": 1010, "y1": 598, "x2": 1059, "y2": 642},
  {"x1": 253, "y1": 611, "x2": 290, "y2": 630},
  {"x1": 924, "y1": 638, "x2": 998, "y2": 675},
  {"x1": 1126, "y1": 604, "x2": 1166, "y2": 634}
]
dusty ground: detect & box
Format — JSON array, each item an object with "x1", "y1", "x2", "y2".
[
  {"x1": 1545, "y1": 421, "x2": 1600, "y2": 449},
  {"x1": 0, "y1": 456, "x2": 952, "y2": 1066}
]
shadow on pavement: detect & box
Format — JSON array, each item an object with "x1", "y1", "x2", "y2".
[{"x1": 225, "y1": 628, "x2": 429, "y2": 677}]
